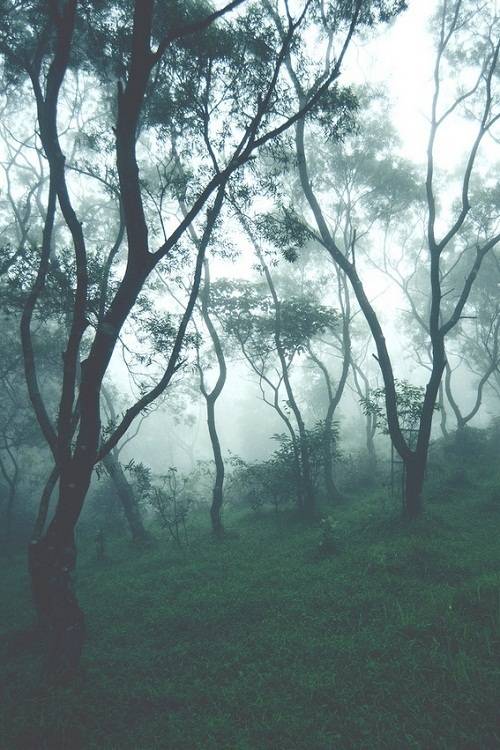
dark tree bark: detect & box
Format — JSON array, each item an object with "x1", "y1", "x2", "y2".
[
  {"x1": 196, "y1": 260, "x2": 227, "y2": 537},
  {"x1": 32, "y1": 465, "x2": 59, "y2": 541},
  {"x1": 16, "y1": 2, "x2": 227, "y2": 676},
  {"x1": 404, "y1": 453, "x2": 426, "y2": 519}
]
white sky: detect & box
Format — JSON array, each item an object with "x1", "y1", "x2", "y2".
[{"x1": 349, "y1": 0, "x2": 437, "y2": 160}]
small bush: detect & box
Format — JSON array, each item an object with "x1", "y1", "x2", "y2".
[{"x1": 148, "y1": 468, "x2": 193, "y2": 546}]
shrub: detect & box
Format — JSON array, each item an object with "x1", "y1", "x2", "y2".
[{"x1": 148, "y1": 468, "x2": 193, "y2": 546}]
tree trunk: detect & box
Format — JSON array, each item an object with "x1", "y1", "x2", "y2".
[
  {"x1": 29, "y1": 474, "x2": 89, "y2": 680},
  {"x1": 255, "y1": 247, "x2": 315, "y2": 517},
  {"x1": 366, "y1": 417, "x2": 377, "y2": 473},
  {"x1": 295, "y1": 424, "x2": 314, "y2": 517},
  {"x1": 198, "y1": 259, "x2": 227, "y2": 537},
  {"x1": 0, "y1": 449, "x2": 18, "y2": 548},
  {"x1": 207, "y1": 399, "x2": 224, "y2": 537},
  {"x1": 323, "y1": 413, "x2": 342, "y2": 502},
  {"x1": 103, "y1": 450, "x2": 149, "y2": 542},
  {"x1": 438, "y1": 380, "x2": 449, "y2": 438},
  {"x1": 32, "y1": 466, "x2": 59, "y2": 541},
  {"x1": 4, "y1": 482, "x2": 16, "y2": 547},
  {"x1": 307, "y1": 344, "x2": 347, "y2": 504},
  {"x1": 323, "y1": 445, "x2": 341, "y2": 502},
  {"x1": 404, "y1": 454, "x2": 426, "y2": 520}
]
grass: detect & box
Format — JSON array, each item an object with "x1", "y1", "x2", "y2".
[{"x1": 0, "y1": 484, "x2": 499, "y2": 749}]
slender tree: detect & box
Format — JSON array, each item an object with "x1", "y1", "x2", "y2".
[
  {"x1": 193, "y1": 260, "x2": 227, "y2": 536},
  {"x1": 285, "y1": 0, "x2": 500, "y2": 517}
]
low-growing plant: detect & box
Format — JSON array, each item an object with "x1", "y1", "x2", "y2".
[
  {"x1": 148, "y1": 467, "x2": 193, "y2": 546},
  {"x1": 226, "y1": 421, "x2": 342, "y2": 512},
  {"x1": 225, "y1": 450, "x2": 293, "y2": 513}
]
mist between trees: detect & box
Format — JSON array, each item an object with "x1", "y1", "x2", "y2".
[{"x1": 0, "y1": 0, "x2": 499, "y2": 696}]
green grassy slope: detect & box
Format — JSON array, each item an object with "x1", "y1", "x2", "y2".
[{"x1": 1, "y1": 489, "x2": 499, "y2": 749}]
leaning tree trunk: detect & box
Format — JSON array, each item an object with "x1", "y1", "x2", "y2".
[{"x1": 103, "y1": 450, "x2": 149, "y2": 542}]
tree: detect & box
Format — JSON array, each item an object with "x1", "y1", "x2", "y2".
[
  {"x1": 194, "y1": 259, "x2": 227, "y2": 537},
  {"x1": 213, "y1": 250, "x2": 338, "y2": 516},
  {"x1": 101, "y1": 385, "x2": 150, "y2": 543},
  {"x1": 244, "y1": 89, "x2": 419, "y2": 498},
  {"x1": 288, "y1": 0, "x2": 500, "y2": 517},
  {"x1": 0, "y1": 0, "x2": 374, "y2": 675}
]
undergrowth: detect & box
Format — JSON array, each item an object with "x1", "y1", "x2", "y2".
[{"x1": 0, "y1": 485, "x2": 499, "y2": 749}]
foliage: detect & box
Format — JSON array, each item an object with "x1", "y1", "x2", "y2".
[
  {"x1": 124, "y1": 459, "x2": 153, "y2": 507},
  {"x1": 148, "y1": 468, "x2": 193, "y2": 547},
  {"x1": 1, "y1": 478, "x2": 499, "y2": 749},
  {"x1": 361, "y1": 379, "x2": 439, "y2": 437},
  {"x1": 227, "y1": 420, "x2": 340, "y2": 511},
  {"x1": 225, "y1": 451, "x2": 293, "y2": 514},
  {"x1": 124, "y1": 461, "x2": 194, "y2": 545},
  {"x1": 212, "y1": 278, "x2": 338, "y2": 367},
  {"x1": 84, "y1": 474, "x2": 126, "y2": 534}
]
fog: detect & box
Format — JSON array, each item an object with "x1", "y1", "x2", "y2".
[{"x1": 1, "y1": 1, "x2": 499, "y2": 747}]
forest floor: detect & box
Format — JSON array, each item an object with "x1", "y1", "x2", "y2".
[{"x1": 1, "y1": 481, "x2": 499, "y2": 749}]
